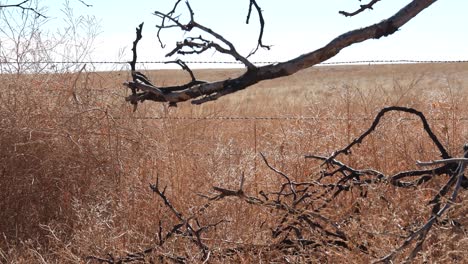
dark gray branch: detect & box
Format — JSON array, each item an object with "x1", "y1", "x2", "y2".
[
  {"x1": 154, "y1": 1, "x2": 255, "y2": 70},
  {"x1": 126, "y1": 0, "x2": 438, "y2": 105},
  {"x1": 324, "y1": 106, "x2": 450, "y2": 162},
  {"x1": 156, "y1": 0, "x2": 183, "y2": 48},
  {"x1": 339, "y1": 0, "x2": 382, "y2": 17},
  {"x1": 246, "y1": 0, "x2": 271, "y2": 57}
]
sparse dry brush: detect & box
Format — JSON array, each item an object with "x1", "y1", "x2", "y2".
[
  {"x1": 1, "y1": 63, "x2": 467, "y2": 263},
  {"x1": 1, "y1": 0, "x2": 467, "y2": 263}
]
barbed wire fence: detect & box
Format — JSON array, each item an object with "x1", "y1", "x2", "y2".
[
  {"x1": 2, "y1": 59, "x2": 468, "y2": 66},
  {"x1": 4, "y1": 58, "x2": 468, "y2": 121},
  {"x1": 4, "y1": 56, "x2": 468, "y2": 163}
]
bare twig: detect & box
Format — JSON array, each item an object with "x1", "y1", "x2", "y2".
[
  {"x1": 156, "y1": 0, "x2": 183, "y2": 48},
  {"x1": 339, "y1": 0, "x2": 382, "y2": 17},
  {"x1": 246, "y1": 0, "x2": 271, "y2": 57},
  {"x1": 260, "y1": 152, "x2": 297, "y2": 200},
  {"x1": 77, "y1": 0, "x2": 92, "y2": 7},
  {"x1": 154, "y1": 1, "x2": 256, "y2": 70},
  {"x1": 150, "y1": 178, "x2": 184, "y2": 221},
  {"x1": 203, "y1": 174, "x2": 349, "y2": 250},
  {"x1": 0, "y1": 0, "x2": 46, "y2": 18}
]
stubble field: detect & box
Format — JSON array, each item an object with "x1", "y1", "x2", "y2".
[{"x1": 1, "y1": 63, "x2": 467, "y2": 263}]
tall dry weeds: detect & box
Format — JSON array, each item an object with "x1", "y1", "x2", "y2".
[{"x1": 0, "y1": 63, "x2": 467, "y2": 263}]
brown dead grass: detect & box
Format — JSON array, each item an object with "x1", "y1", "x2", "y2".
[{"x1": 0, "y1": 63, "x2": 467, "y2": 263}]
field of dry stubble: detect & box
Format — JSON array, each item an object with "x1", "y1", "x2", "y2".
[{"x1": 0, "y1": 62, "x2": 467, "y2": 263}]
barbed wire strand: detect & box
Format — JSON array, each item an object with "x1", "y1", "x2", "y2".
[
  {"x1": 102, "y1": 116, "x2": 468, "y2": 121},
  {"x1": 1, "y1": 59, "x2": 468, "y2": 65},
  {"x1": 5, "y1": 59, "x2": 466, "y2": 121}
]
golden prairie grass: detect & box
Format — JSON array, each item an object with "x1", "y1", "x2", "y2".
[{"x1": 0, "y1": 63, "x2": 467, "y2": 263}]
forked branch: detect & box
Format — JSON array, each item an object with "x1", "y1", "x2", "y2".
[
  {"x1": 375, "y1": 146, "x2": 468, "y2": 263},
  {"x1": 306, "y1": 106, "x2": 466, "y2": 262},
  {"x1": 246, "y1": 0, "x2": 271, "y2": 57},
  {"x1": 324, "y1": 106, "x2": 450, "y2": 162},
  {"x1": 0, "y1": 0, "x2": 46, "y2": 18},
  {"x1": 154, "y1": 1, "x2": 255, "y2": 70}
]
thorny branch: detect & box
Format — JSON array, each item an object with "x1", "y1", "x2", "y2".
[{"x1": 124, "y1": 0, "x2": 438, "y2": 106}]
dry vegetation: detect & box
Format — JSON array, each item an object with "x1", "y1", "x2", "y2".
[{"x1": 1, "y1": 62, "x2": 467, "y2": 263}]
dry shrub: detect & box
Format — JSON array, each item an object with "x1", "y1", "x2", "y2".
[{"x1": 0, "y1": 63, "x2": 467, "y2": 263}]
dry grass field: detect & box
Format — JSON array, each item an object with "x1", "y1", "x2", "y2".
[{"x1": 1, "y1": 62, "x2": 467, "y2": 263}]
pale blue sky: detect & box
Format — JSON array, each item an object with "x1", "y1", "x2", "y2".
[{"x1": 19, "y1": 0, "x2": 468, "y2": 68}]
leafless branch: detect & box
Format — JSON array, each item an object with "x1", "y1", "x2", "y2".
[
  {"x1": 150, "y1": 178, "x2": 184, "y2": 221},
  {"x1": 375, "y1": 145, "x2": 468, "y2": 263},
  {"x1": 324, "y1": 106, "x2": 450, "y2": 162},
  {"x1": 260, "y1": 152, "x2": 297, "y2": 200},
  {"x1": 305, "y1": 106, "x2": 466, "y2": 262},
  {"x1": 206, "y1": 175, "x2": 349, "y2": 250},
  {"x1": 339, "y1": 0, "x2": 382, "y2": 17},
  {"x1": 0, "y1": 0, "x2": 46, "y2": 18},
  {"x1": 306, "y1": 106, "x2": 458, "y2": 191},
  {"x1": 155, "y1": 0, "x2": 182, "y2": 48},
  {"x1": 125, "y1": 0, "x2": 438, "y2": 105},
  {"x1": 154, "y1": 1, "x2": 255, "y2": 70},
  {"x1": 246, "y1": 0, "x2": 271, "y2": 57},
  {"x1": 129, "y1": 23, "x2": 143, "y2": 74},
  {"x1": 126, "y1": 22, "x2": 146, "y2": 110},
  {"x1": 77, "y1": 0, "x2": 92, "y2": 7},
  {"x1": 149, "y1": 177, "x2": 229, "y2": 260}
]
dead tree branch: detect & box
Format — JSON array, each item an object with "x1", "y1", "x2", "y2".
[
  {"x1": 154, "y1": 1, "x2": 255, "y2": 70},
  {"x1": 124, "y1": 0, "x2": 438, "y2": 106},
  {"x1": 127, "y1": 22, "x2": 144, "y2": 110},
  {"x1": 324, "y1": 106, "x2": 450, "y2": 162},
  {"x1": 88, "y1": 176, "x2": 228, "y2": 263},
  {"x1": 339, "y1": 0, "x2": 382, "y2": 17},
  {"x1": 156, "y1": 0, "x2": 183, "y2": 48},
  {"x1": 246, "y1": 0, "x2": 271, "y2": 57},
  {"x1": 375, "y1": 145, "x2": 468, "y2": 263},
  {"x1": 204, "y1": 173, "x2": 349, "y2": 251},
  {"x1": 305, "y1": 106, "x2": 466, "y2": 262}
]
